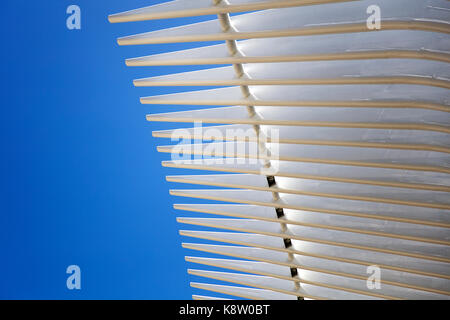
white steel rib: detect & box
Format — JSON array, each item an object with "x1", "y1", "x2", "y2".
[
  {"x1": 126, "y1": 31, "x2": 450, "y2": 66},
  {"x1": 109, "y1": 0, "x2": 357, "y2": 23},
  {"x1": 109, "y1": 0, "x2": 450, "y2": 300},
  {"x1": 153, "y1": 125, "x2": 450, "y2": 153},
  {"x1": 116, "y1": 0, "x2": 450, "y2": 45},
  {"x1": 134, "y1": 60, "x2": 450, "y2": 88}
]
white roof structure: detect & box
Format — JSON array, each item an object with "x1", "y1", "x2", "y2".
[{"x1": 109, "y1": 0, "x2": 450, "y2": 300}]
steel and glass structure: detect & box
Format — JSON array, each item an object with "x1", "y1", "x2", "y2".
[{"x1": 109, "y1": 0, "x2": 450, "y2": 300}]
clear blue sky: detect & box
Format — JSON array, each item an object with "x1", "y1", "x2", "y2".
[{"x1": 0, "y1": 0, "x2": 230, "y2": 299}]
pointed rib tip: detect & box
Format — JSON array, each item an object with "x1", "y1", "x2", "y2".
[
  {"x1": 125, "y1": 58, "x2": 135, "y2": 67},
  {"x1": 161, "y1": 160, "x2": 171, "y2": 167},
  {"x1": 134, "y1": 77, "x2": 150, "y2": 86},
  {"x1": 173, "y1": 203, "x2": 184, "y2": 210},
  {"x1": 182, "y1": 243, "x2": 195, "y2": 250},
  {"x1": 159, "y1": 146, "x2": 173, "y2": 154},
  {"x1": 116, "y1": 36, "x2": 130, "y2": 46},
  {"x1": 107, "y1": 15, "x2": 116, "y2": 24},
  {"x1": 152, "y1": 130, "x2": 168, "y2": 138},
  {"x1": 179, "y1": 230, "x2": 187, "y2": 236},
  {"x1": 176, "y1": 216, "x2": 186, "y2": 223},
  {"x1": 118, "y1": 37, "x2": 135, "y2": 46}
]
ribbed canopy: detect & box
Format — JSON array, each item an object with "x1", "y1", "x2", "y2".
[{"x1": 109, "y1": 0, "x2": 450, "y2": 300}]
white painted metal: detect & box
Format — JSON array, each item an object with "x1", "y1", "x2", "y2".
[
  {"x1": 109, "y1": 0, "x2": 450, "y2": 300},
  {"x1": 157, "y1": 141, "x2": 450, "y2": 171},
  {"x1": 134, "y1": 60, "x2": 450, "y2": 88},
  {"x1": 109, "y1": 0, "x2": 355, "y2": 23},
  {"x1": 167, "y1": 175, "x2": 450, "y2": 206},
  {"x1": 116, "y1": 0, "x2": 450, "y2": 45},
  {"x1": 182, "y1": 242, "x2": 450, "y2": 296},
  {"x1": 190, "y1": 282, "x2": 297, "y2": 300},
  {"x1": 126, "y1": 30, "x2": 450, "y2": 66},
  {"x1": 180, "y1": 231, "x2": 450, "y2": 279},
  {"x1": 153, "y1": 125, "x2": 450, "y2": 152},
  {"x1": 141, "y1": 85, "x2": 450, "y2": 111},
  {"x1": 162, "y1": 159, "x2": 450, "y2": 192},
  {"x1": 176, "y1": 216, "x2": 450, "y2": 259}
]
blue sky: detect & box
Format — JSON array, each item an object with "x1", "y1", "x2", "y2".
[{"x1": 0, "y1": 0, "x2": 231, "y2": 299}]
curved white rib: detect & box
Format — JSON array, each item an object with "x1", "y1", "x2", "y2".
[
  {"x1": 141, "y1": 85, "x2": 450, "y2": 113},
  {"x1": 127, "y1": 31, "x2": 450, "y2": 66},
  {"x1": 191, "y1": 282, "x2": 297, "y2": 300},
  {"x1": 163, "y1": 159, "x2": 450, "y2": 192},
  {"x1": 153, "y1": 125, "x2": 450, "y2": 153},
  {"x1": 109, "y1": 0, "x2": 356, "y2": 23},
  {"x1": 168, "y1": 175, "x2": 450, "y2": 207},
  {"x1": 117, "y1": 0, "x2": 450, "y2": 45},
  {"x1": 157, "y1": 141, "x2": 450, "y2": 173},
  {"x1": 134, "y1": 60, "x2": 450, "y2": 88}
]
